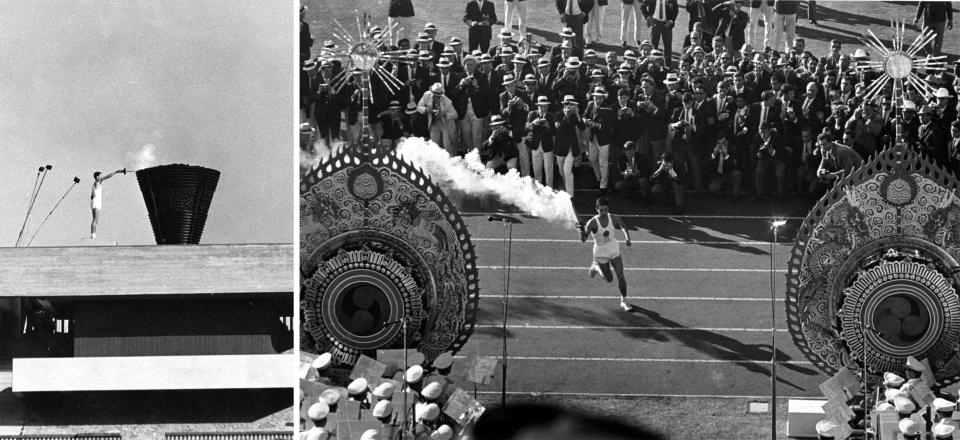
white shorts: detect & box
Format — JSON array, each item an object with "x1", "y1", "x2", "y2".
[
  {"x1": 593, "y1": 243, "x2": 620, "y2": 264},
  {"x1": 91, "y1": 197, "x2": 102, "y2": 210}
]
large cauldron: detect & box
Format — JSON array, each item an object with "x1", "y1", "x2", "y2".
[{"x1": 136, "y1": 164, "x2": 219, "y2": 245}]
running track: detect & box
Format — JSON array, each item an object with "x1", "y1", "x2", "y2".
[{"x1": 445, "y1": 192, "x2": 829, "y2": 401}]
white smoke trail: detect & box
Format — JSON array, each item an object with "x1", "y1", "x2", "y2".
[
  {"x1": 126, "y1": 144, "x2": 158, "y2": 170},
  {"x1": 396, "y1": 137, "x2": 579, "y2": 229}
]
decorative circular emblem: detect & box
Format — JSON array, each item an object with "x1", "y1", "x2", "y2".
[
  {"x1": 884, "y1": 52, "x2": 912, "y2": 79},
  {"x1": 301, "y1": 147, "x2": 480, "y2": 366},
  {"x1": 786, "y1": 145, "x2": 960, "y2": 385},
  {"x1": 879, "y1": 172, "x2": 917, "y2": 206},
  {"x1": 840, "y1": 261, "x2": 958, "y2": 374},
  {"x1": 348, "y1": 164, "x2": 383, "y2": 201}
]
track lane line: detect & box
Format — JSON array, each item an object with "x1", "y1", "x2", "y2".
[
  {"x1": 479, "y1": 265, "x2": 787, "y2": 273},
  {"x1": 472, "y1": 238, "x2": 792, "y2": 245},
  {"x1": 461, "y1": 212, "x2": 805, "y2": 220},
  {"x1": 451, "y1": 355, "x2": 811, "y2": 365},
  {"x1": 469, "y1": 391, "x2": 821, "y2": 400},
  {"x1": 480, "y1": 294, "x2": 784, "y2": 301},
  {"x1": 472, "y1": 324, "x2": 790, "y2": 332}
]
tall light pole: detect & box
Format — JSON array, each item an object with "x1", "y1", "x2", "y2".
[
  {"x1": 488, "y1": 214, "x2": 515, "y2": 408},
  {"x1": 770, "y1": 218, "x2": 786, "y2": 440}
]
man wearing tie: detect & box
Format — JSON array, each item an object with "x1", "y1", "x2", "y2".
[
  {"x1": 464, "y1": 0, "x2": 497, "y2": 52},
  {"x1": 641, "y1": 0, "x2": 679, "y2": 68}
]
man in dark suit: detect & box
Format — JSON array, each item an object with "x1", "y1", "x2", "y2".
[
  {"x1": 557, "y1": 0, "x2": 594, "y2": 52},
  {"x1": 811, "y1": 131, "x2": 862, "y2": 196},
  {"x1": 464, "y1": 0, "x2": 497, "y2": 53},
  {"x1": 918, "y1": 105, "x2": 949, "y2": 167},
  {"x1": 526, "y1": 95, "x2": 559, "y2": 187},
  {"x1": 641, "y1": 0, "x2": 679, "y2": 68},
  {"x1": 752, "y1": 122, "x2": 787, "y2": 201},
  {"x1": 915, "y1": 1, "x2": 953, "y2": 56},
  {"x1": 454, "y1": 56, "x2": 490, "y2": 155}
]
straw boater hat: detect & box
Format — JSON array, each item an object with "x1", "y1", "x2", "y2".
[
  {"x1": 424, "y1": 23, "x2": 438, "y2": 32},
  {"x1": 537, "y1": 58, "x2": 551, "y2": 68},
  {"x1": 501, "y1": 74, "x2": 517, "y2": 85},
  {"x1": 536, "y1": 95, "x2": 550, "y2": 106},
  {"x1": 388, "y1": 100, "x2": 402, "y2": 110},
  {"x1": 416, "y1": 32, "x2": 430, "y2": 43},
  {"x1": 480, "y1": 53, "x2": 493, "y2": 64},
  {"x1": 565, "y1": 56, "x2": 582, "y2": 69},
  {"x1": 618, "y1": 63, "x2": 632, "y2": 74},
  {"x1": 489, "y1": 115, "x2": 507, "y2": 126},
  {"x1": 663, "y1": 72, "x2": 680, "y2": 85},
  {"x1": 559, "y1": 27, "x2": 575, "y2": 39},
  {"x1": 430, "y1": 83, "x2": 444, "y2": 94},
  {"x1": 639, "y1": 40, "x2": 653, "y2": 49},
  {"x1": 725, "y1": 65, "x2": 739, "y2": 76},
  {"x1": 418, "y1": 50, "x2": 433, "y2": 61},
  {"x1": 584, "y1": 48, "x2": 597, "y2": 58},
  {"x1": 442, "y1": 46, "x2": 455, "y2": 56},
  {"x1": 308, "y1": 402, "x2": 330, "y2": 421},
  {"x1": 650, "y1": 49, "x2": 664, "y2": 59},
  {"x1": 513, "y1": 54, "x2": 528, "y2": 64},
  {"x1": 300, "y1": 123, "x2": 315, "y2": 134},
  {"x1": 935, "y1": 87, "x2": 953, "y2": 98},
  {"x1": 591, "y1": 86, "x2": 608, "y2": 96},
  {"x1": 523, "y1": 73, "x2": 537, "y2": 84},
  {"x1": 624, "y1": 50, "x2": 638, "y2": 61},
  {"x1": 903, "y1": 100, "x2": 918, "y2": 111},
  {"x1": 303, "y1": 59, "x2": 318, "y2": 71},
  {"x1": 450, "y1": 36, "x2": 462, "y2": 46},
  {"x1": 590, "y1": 69, "x2": 604, "y2": 78},
  {"x1": 405, "y1": 102, "x2": 418, "y2": 115},
  {"x1": 562, "y1": 95, "x2": 578, "y2": 105},
  {"x1": 437, "y1": 57, "x2": 452, "y2": 68}
]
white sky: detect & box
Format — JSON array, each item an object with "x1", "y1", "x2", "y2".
[{"x1": 0, "y1": 1, "x2": 294, "y2": 246}]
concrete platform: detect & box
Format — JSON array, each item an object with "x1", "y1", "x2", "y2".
[{"x1": 12, "y1": 354, "x2": 293, "y2": 392}]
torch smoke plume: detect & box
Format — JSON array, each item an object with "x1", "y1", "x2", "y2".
[
  {"x1": 396, "y1": 138, "x2": 579, "y2": 228},
  {"x1": 126, "y1": 144, "x2": 158, "y2": 170}
]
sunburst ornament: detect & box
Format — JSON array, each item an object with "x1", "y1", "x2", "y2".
[
  {"x1": 320, "y1": 11, "x2": 411, "y2": 144},
  {"x1": 855, "y1": 19, "x2": 948, "y2": 105}
]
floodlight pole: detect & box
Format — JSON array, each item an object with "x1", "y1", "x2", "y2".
[{"x1": 770, "y1": 219, "x2": 785, "y2": 440}]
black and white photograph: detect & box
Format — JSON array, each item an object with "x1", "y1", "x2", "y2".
[
  {"x1": 299, "y1": 0, "x2": 960, "y2": 438},
  {"x1": 0, "y1": 1, "x2": 296, "y2": 437}
]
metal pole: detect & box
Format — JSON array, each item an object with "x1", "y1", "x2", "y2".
[
  {"x1": 770, "y1": 221, "x2": 783, "y2": 440},
  {"x1": 401, "y1": 316, "x2": 408, "y2": 440},
  {"x1": 501, "y1": 220, "x2": 512, "y2": 408}
]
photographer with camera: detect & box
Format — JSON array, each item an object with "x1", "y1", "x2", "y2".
[
  {"x1": 583, "y1": 86, "x2": 617, "y2": 192},
  {"x1": 481, "y1": 115, "x2": 520, "y2": 172},
  {"x1": 453, "y1": 56, "x2": 491, "y2": 155},
  {"x1": 707, "y1": 131, "x2": 743, "y2": 198},
  {"x1": 752, "y1": 122, "x2": 787, "y2": 201},
  {"x1": 417, "y1": 82, "x2": 459, "y2": 154},
  {"x1": 555, "y1": 95, "x2": 587, "y2": 195},
  {"x1": 643, "y1": 151, "x2": 686, "y2": 214},
  {"x1": 526, "y1": 95, "x2": 558, "y2": 187},
  {"x1": 498, "y1": 74, "x2": 533, "y2": 176}
]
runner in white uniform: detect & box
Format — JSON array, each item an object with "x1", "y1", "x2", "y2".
[
  {"x1": 90, "y1": 169, "x2": 124, "y2": 238},
  {"x1": 579, "y1": 196, "x2": 633, "y2": 311}
]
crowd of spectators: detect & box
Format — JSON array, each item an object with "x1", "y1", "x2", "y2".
[{"x1": 300, "y1": 1, "x2": 959, "y2": 214}]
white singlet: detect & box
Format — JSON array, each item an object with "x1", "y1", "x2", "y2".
[
  {"x1": 91, "y1": 184, "x2": 102, "y2": 210},
  {"x1": 590, "y1": 213, "x2": 620, "y2": 264}
]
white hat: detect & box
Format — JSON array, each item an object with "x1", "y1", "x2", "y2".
[
  {"x1": 650, "y1": 49, "x2": 664, "y2": 58},
  {"x1": 304, "y1": 428, "x2": 330, "y2": 440},
  {"x1": 663, "y1": 73, "x2": 680, "y2": 85},
  {"x1": 373, "y1": 381, "x2": 396, "y2": 398},
  {"x1": 373, "y1": 399, "x2": 393, "y2": 418},
  {"x1": 933, "y1": 423, "x2": 957, "y2": 438},
  {"x1": 360, "y1": 429, "x2": 379, "y2": 440},
  {"x1": 437, "y1": 57, "x2": 452, "y2": 68},
  {"x1": 417, "y1": 402, "x2": 441, "y2": 421},
  {"x1": 347, "y1": 377, "x2": 368, "y2": 396},
  {"x1": 853, "y1": 48, "x2": 870, "y2": 59},
  {"x1": 900, "y1": 418, "x2": 922, "y2": 435},
  {"x1": 724, "y1": 66, "x2": 739, "y2": 76},
  {"x1": 639, "y1": 40, "x2": 652, "y2": 49},
  {"x1": 559, "y1": 27, "x2": 575, "y2": 38},
  {"x1": 422, "y1": 381, "x2": 443, "y2": 400},
  {"x1": 591, "y1": 86, "x2": 608, "y2": 96},
  {"x1": 815, "y1": 419, "x2": 838, "y2": 437},
  {"x1": 885, "y1": 388, "x2": 908, "y2": 402},
  {"x1": 424, "y1": 23, "x2": 438, "y2": 32},
  {"x1": 501, "y1": 74, "x2": 517, "y2": 85},
  {"x1": 934, "y1": 397, "x2": 955, "y2": 412},
  {"x1": 320, "y1": 388, "x2": 341, "y2": 405},
  {"x1": 903, "y1": 100, "x2": 918, "y2": 111},
  {"x1": 935, "y1": 87, "x2": 953, "y2": 98},
  {"x1": 313, "y1": 353, "x2": 332, "y2": 370},
  {"x1": 883, "y1": 372, "x2": 905, "y2": 388},
  {"x1": 875, "y1": 402, "x2": 895, "y2": 411},
  {"x1": 584, "y1": 48, "x2": 597, "y2": 58},
  {"x1": 562, "y1": 95, "x2": 578, "y2": 105},
  {"x1": 406, "y1": 365, "x2": 425, "y2": 383},
  {"x1": 624, "y1": 50, "x2": 638, "y2": 61},
  {"x1": 565, "y1": 56, "x2": 582, "y2": 70},
  {"x1": 308, "y1": 402, "x2": 330, "y2": 420},
  {"x1": 894, "y1": 396, "x2": 917, "y2": 414},
  {"x1": 489, "y1": 115, "x2": 507, "y2": 126},
  {"x1": 431, "y1": 425, "x2": 454, "y2": 440},
  {"x1": 430, "y1": 83, "x2": 445, "y2": 94}
]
